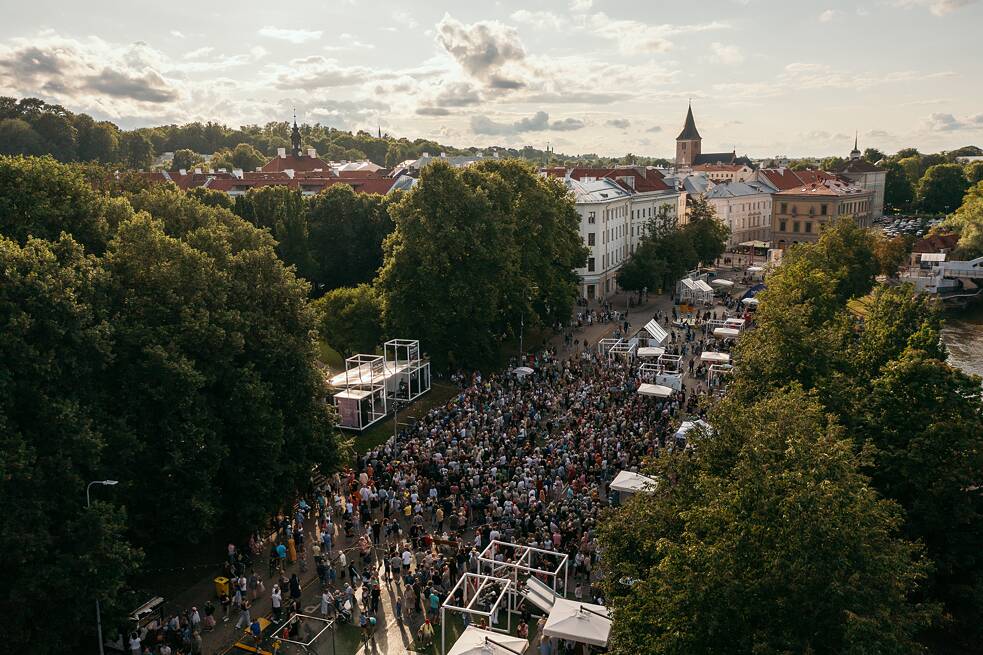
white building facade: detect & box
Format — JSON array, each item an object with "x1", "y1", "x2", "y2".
[{"x1": 704, "y1": 181, "x2": 774, "y2": 246}]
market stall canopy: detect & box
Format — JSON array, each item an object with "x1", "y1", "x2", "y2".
[
  {"x1": 724, "y1": 318, "x2": 746, "y2": 329},
  {"x1": 610, "y1": 470, "x2": 658, "y2": 494},
  {"x1": 543, "y1": 599, "x2": 612, "y2": 648},
  {"x1": 643, "y1": 319, "x2": 669, "y2": 345},
  {"x1": 713, "y1": 327, "x2": 740, "y2": 339},
  {"x1": 739, "y1": 240, "x2": 770, "y2": 249},
  {"x1": 694, "y1": 279, "x2": 714, "y2": 293},
  {"x1": 637, "y1": 346, "x2": 665, "y2": 358},
  {"x1": 448, "y1": 626, "x2": 529, "y2": 655},
  {"x1": 700, "y1": 351, "x2": 731, "y2": 364},
  {"x1": 710, "y1": 278, "x2": 734, "y2": 287},
  {"x1": 513, "y1": 366, "x2": 534, "y2": 377},
  {"x1": 747, "y1": 266, "x2": 764, "y2": 273},
  {"x1": 741, "y1": 297, "x2": 759, "y2": 306},
  {"x1": 522, "y1": 576, "x2": 558, "y2": 613},
  {"x1": 674, "y1": 419, "x2": 711, "y2": 441},
  {"x1": 637, "y1": 383, "x2": 674, "y2": 398}
]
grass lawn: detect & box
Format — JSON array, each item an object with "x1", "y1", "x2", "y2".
[{"x1": 352, "y1": 382, "x2": 459, "y2": 455}]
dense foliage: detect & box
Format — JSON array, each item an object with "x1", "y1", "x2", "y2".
[
  {"x1": 0, "y1": 155, "x2": 340, "y2": 654},
  {"x1": 602, "y1": 218, "x2": 983, "y2": 653},
  {"x1": 617, "y1": 198, "x2": 729, "y2": 295},
  {"x1": 376, "y1": 159, "x2": 586, "y2": 370}
]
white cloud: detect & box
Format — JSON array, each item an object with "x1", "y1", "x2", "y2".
[
  {"x1": 392, "y1": 10, "x2": 419, "y2": 30},
  {"x1": 779, "y1": 62, "x2": 955, "y2": 90},
  {"x1": 257, "y1": 26, "x2": 324, "y2": 43},
  {"x1": 184, "y1": 47, "x2": 214, "y2": 60},
  {"x1": 570, "y1": 0, "x2": 593, "y2": 11},
  {"x1": 926, "y1": 112, "x2": 983, "y2": 131},
  {"x1": 709, "y1": 42, "x2": 744, "y2": 65},
  {"x1": 894, "y1": 0, "x2": 978, "y2": 15},
  {"x1": 470, "y1": 111, "x2": 585, "y2": 135},
  {"x1": 436, "y1": 15, "x2": 526, "y2": 89},
  {"x1": 607, "y1": 118, "x2": 631, "y2": 129},
  {"x1": 170, "y1": 30, "x2": 186, "y2": 39},
  {"x1": 818, "y1": 9, "x2": 839, "y2": 21},
  {"x1": 510, "y1": 10, "x2": 566, "y2": 31}
]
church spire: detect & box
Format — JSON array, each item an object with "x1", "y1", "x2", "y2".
[
  {"x1": 290, "y1": 109, "x2": 302, "y2": 157},
  {"x1": 850, "y1": 131, "x2": 861, "y2": 160},
  {"x1": 677, "y1": 101, "x2": 701, "y2": 141}
]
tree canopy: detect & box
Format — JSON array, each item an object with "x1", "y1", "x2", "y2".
[{"x1": 0, "y1": 156, "x2": 340, "y2": 654}]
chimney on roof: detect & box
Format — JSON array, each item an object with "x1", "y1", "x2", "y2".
[
  {"x1": 308, "y1": 148, "x2": 317, "y2": 158},
  {"x1": 284, "y1": 169, "x2": 294, "y2": 179},
  {"x1": 422, "y1": 152, "x2": 430, "y2": 158},
  {"x1": 277, "y1": 147, "x2": 286, "y2": 158},
  {"x1": 255, "y1": 166, "x2": 263, "y2": 172},
  {"x1": 179, "y1": 168, "x2": 187, "y2": 176},
  {"x1": 233, "y1": 168, "x2": 243, "y2": 179},
  {"x1": 194, "y1": 167, "x2": 202, "y2": 174}
]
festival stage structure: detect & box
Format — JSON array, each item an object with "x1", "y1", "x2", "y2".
[{"x1": 327, "y1": 339, "x2": 430, "y2": 431}]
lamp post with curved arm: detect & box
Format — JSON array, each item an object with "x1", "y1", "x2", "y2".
[{"x1": 87, "y1": 480, "x2": 118, "y2": 655}]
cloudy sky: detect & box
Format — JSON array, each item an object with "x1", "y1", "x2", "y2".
[{"x1": 1, "y1": 0, "x2": 981, "y2": 157}]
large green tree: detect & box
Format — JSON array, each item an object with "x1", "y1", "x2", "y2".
[
  {"x1": 600, "y1": 388, "x2": 936, "y2": 655},
  {"x1": 377, "y1": 160, "x2": 520, "y2": 369},
  {"x1": 314, "y1": 284, "x2": 384, "y2": 356},
  {"x1": 683, "y1": 196, "x2": 729, "y2": 265},
  {"x1": 307, "y1": 183, "x2": 393, "y2": 292},
  {"x1": 884, "y1": 161, "x2": 915, "y2": 212},
  {"x1": 917, "y1": 163, "x2": 969, "y2": 214},
  {"x1": 235, "y1": 185, "x2": 314, "y2": 279},
  {"x1": 0, "y1": 234, "x2": 142, "y2": 654}
]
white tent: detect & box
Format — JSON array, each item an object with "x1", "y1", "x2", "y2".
[
  {"x1": 674, "y1": 419, "x2": 711, "y2": 441},
  {"x1": 637, "y1": 383, "x2": 674, "y2": 398},
  {"x1": 522, "y1": 576, "x2": 558, "y2": 613},
  {"x1": 643, "y1": 319, "x2": 669, "y2": 345},
  {"x1": 694, "y1": 279, "x2": 714, "y2": 294},
  {"x1": 724, "y1": 318, "x2": 746, "y2": 329},
  {"x1": 448, "y1": 626, "x2": 528, "y2": 655},
  {"x1": 610, "y1": 470, "x2": 657, "y2": 494},
  {"x1": 513, "y1": 366, "x2": 534, "y2": 377},
  {"x1": 741, "y1": 297, "x2": 759, "y2": 306},
  {"x1": 747, "y1": 266, "x2": 764, "y2": 273},
  {"x1": 712, "y1": 327, "x2": 740, "y2": 339},
  {"x1": 701, "y1": 351, "x2": 731, "y2": 364},
  {"x1": 637, "y1": 346, "x2": 665, "y2": 358},
  {"x1": 543, "y1": 599, "x2": 611, "y2": 648},
  {"x1": 710, "y1": 278, "x2": 734, "y2": 288}
]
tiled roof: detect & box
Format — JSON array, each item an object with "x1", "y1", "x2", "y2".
[
  {"x1": 562, "y1": 166, "x2": 671, "y2": 193},
  {"x1": 830, "y1": 158, "x2": 884, "y2": 174},
  {"x1": 912, "y1": 233, "x2": 959, "y2": 253},
  {"x1": 261, "y1": 154, "x2": 332, "y2": 173}
]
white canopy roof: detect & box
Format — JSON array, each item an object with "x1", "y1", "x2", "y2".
[
  {"x1": 674, "y1": 419, "x2": 711, "y2": 441},
  {"x1": 543, "y1": 599, "x2": 611, "y2": 647},
  {"x1": 513, "y1": 366, "x2": 534, "y2": 377},
  {"x1": 643, "y1": 319, "x2": 669, "y2": 345},
  {"x1": 448, "y1": 626, "x2": 528, "y2": 655},
  {"x1": 694, "y1": 279, "x2": 714, "y2": 293},
  {"x1": 637, "y1": 346, "x2": 665, "y2": 358},
  {"x1": 701, "y1": 351, "x2": 731, "y2": 364},
  {"x1": 921, "y1": 253, "x2": 946, "y2": 262},
  {"x1": 710, "y1": 278, "x2": 734, "y2": 287},
  {"x1": 741, "y1": 297, "x2": 759, "y2": 305},
  {"x1": 523, "y1": 576, "x2": 558, "y2": 613},
  {"x1": 724, "y1": 318, "x2": 746, "y2": 328},
  {"x1": 637, "y1": 383, "x2": 674, "y2": 398},
  {"x1": 713, "y1": 327, "x2": 740, "y2": 339},
  {"x1": 610, "y1": 470, "x2": 658, "y2": 494},
  {"x1": 334, "y1": 388, "x2": 372, "y2": 400},
  {"x1": 747, "y1": 265, "x2": 764, "y2": 273}
]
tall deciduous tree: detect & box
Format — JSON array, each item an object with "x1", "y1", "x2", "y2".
[
  {"x1": 314, "y1": 284, "x2": 384, "y2": 356},
  {"x1": 235, "y1": 185, "x2": 314, "y2": 279},
  {"x1": 0, "y1": 234, "x2": 142, "y2": 654},
  {"x1": 599, "y1": 388, "x2": 937, "y2": 655},
  {"x1": 377, "y1": 160, "x2": 519, "y2": 369},
  {"x1": 884, "y1": 161, "x2": 915, "y2": 212},
  {"x1": 917, "y1": 163, "x2": 969, "y2": 214},
  {"x1": 683, "y1": 196, "x2": 729, "y2": 265}
]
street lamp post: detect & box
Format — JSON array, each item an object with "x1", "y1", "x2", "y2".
[
  {"x1": 392, "y1": 400, "x2": 404, "y2": 441},
  {"x1": 87, "y1": 480, "x2": 118, "y2": 655}
]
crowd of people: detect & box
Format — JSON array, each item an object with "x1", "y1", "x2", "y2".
[{"x1": 122, "y1": 275, "x2": 752, "y2": 655}]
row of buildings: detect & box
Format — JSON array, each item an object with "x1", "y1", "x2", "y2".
[{"x1": 143, "y1": 109, "x2": 887, "y2": 303}]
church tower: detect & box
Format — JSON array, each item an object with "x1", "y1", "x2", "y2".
[
  {"x1": 675, "y1": 102, "x2": 702, "y2": 169},
  {"x1": 849, "y1": 132, "x2": 862, "y2": 160},
  {"x1": 290, "y1": 111, "x2": 302, "y2": 158}
]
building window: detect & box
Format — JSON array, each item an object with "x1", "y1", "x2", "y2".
[
  {"x1": 805, "y1": 222, "x2": 812, "y2": 233},
  {"x1": 779, "y1": 220, "x2": 787, "y2": 232},
  {"x1": 587, "y1": 257, "x2": 595, "y2": 272},
  {"x1": 588, "y1": 211, "x2": 596, "y2": 224},
  {"x1": 587, "y1": 232, "x2": 596, "y2": 246},
  {"x1": 780, "y1": 202, "x2": 787, "y2": 214},
  {"x1": 793, "y1": 221, "x2": 800, "y2": 233},
  {"x1": 820, "y1": 204, "x2": 828, "y2": 215}
]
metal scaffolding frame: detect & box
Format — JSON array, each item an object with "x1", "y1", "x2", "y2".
[
  {"x1": 331, "y1": 354, "x2": 387, "y2": 431},
  {"x1": 383, "y1": 338, "x2": 431, "y2": 402},
  {"x1": 440, "y1": 573, "x2": 513, "y2": 655},
  {"x1": 477, "y1": 540, "x2": 569, "y2": 596}
]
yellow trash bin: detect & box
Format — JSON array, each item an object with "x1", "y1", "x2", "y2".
[{"x1": 214, "y1": 576, "x2": 230, "y2": 598}]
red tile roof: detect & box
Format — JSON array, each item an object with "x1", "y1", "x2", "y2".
[
  {"x1": 563, "y1": 167, "x2": 671, "y2": 193},
  {"x1": 912, "y1": 233, "x2": 959, "y2": 253},
  {"x1": 261, "y1": 153, "x2": 332, "y2": 173}
]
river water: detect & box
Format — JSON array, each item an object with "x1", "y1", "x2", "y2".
[{"x1": 943, "y1": 304, "x2": 983, "y2": 377}]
